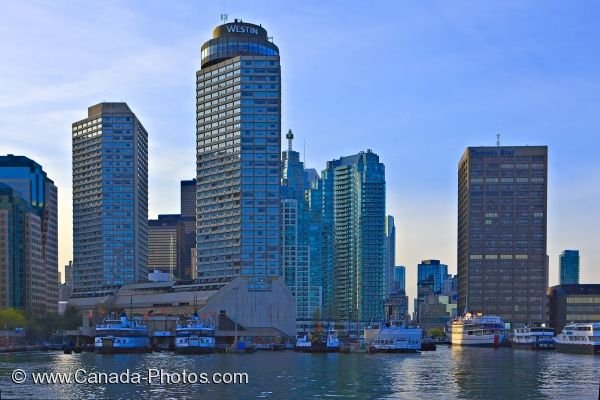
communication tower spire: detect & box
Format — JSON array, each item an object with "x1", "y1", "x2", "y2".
[
  {"x1": 286, "y1": 129, "x2": 294, "y2": 151},
  {"x1": 496, "y1": 133, "x2": 501, "y2": 147}
]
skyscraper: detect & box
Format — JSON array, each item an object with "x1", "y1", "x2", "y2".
[
  {"x1": 393, "y1": 265, "x2": 406, "y2": 294},
  {"x1": 417, "y1": 259, "x2": 448, "y2": 294},
  {"x1": 72, "y1": 103, "x2": 148, "y2": 292},
  {"x1": 281, "y1": 130, "x2": 321, "y2": 328},
  {"x1": 148, "y1": 214, "x2": 185, "y2": 279},
  {"x1": 559, "y1": 250, "x2": 580, "y2": 285},
  {"x1": 385, "y1": 215, "x2": 396, "y2": 297},
  {"x1": 0, "y1": 155, "x2": 58, "y2": 314},
  {"x1": 320, "y1": 150, "x2": 386, "y2": 323},
  {"x1": 196, "y1": 20, "x2": 281, "y2": 290},
  {"x1": 179, "y1": 179, "x2": 197, "y2": 280},
  {"x1": 458, "y1": 146, "x2": 548, "y2": 327}
]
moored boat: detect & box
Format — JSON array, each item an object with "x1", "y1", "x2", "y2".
[
  {"x1": 450, "y1": 312, "x2": 505, "y2": 347},
  {"x1": 175, "y1": 311, "x2": 216, "y2": 354},
  {"x1": 512, "y1": 326, "x2": 555, "y2": 350},
  {"x1": 554, "y1": 322, "x2": 600, "y2": 355},
  {"x1": 294, "y1": 324, "x2": 340, "y2": 353},
  {"x1": 365, "y1": 325, "x2": 422, "y2": 353},
  {"x1": 94, "y1": 312, "x2": 151, "y2": 354}
]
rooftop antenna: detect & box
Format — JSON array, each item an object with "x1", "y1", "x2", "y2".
[
  {"x1": 221, "y1": 13, "x2": 228, "y2": 23},
  {"x1": 286, "y1": 129, "x2": 294, "y2": 151},
  {"x1": 496, "y1": 133, "x2": 501, "y2": 147}
]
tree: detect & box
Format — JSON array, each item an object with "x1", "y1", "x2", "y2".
[
  {"x1": 428, "y1": 327, "x2": 445, "y2": 338},
  {"x1": 0, "y1": 308, "x2": 26, "y2": 329}
]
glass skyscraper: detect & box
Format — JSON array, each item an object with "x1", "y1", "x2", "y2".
[
  {"x1": 0, "y1": 155, "x2": 58, "y2": 314},
  {"x1": 196, "y1": 20, "x2": 281, "y2": 290},
  {"x1": 385, "y1": 215, "x2": 396, "y2": 297},
  {"x1": 458, "y1": 146, "x2": 548, "y2": 327},
  {"x1": 72, "y1": 103, "x2": 148, "y2": 292},
  {"x1": 417, "y1": 259, "x2": 448, "y2": 294},
  {"x1": 281, "y1": 130, "x2": 322, "y2": 328},
  {"x1": 320, "y1": 150, "x2": 386, "y2": 323},
  {"x1": 559, "y1": 250, "x2": 580, "y2": 285}
]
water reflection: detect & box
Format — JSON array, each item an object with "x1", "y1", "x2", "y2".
[{"x1": 0, "y1": 349, "x2": 598, "y2": 399}]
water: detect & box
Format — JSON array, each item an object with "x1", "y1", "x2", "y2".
[{"x1": 1, "y1": 347, "x2": 599, "y2": 399}]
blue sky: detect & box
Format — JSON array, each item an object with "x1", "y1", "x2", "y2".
[{"x1": 1, "y1": 1, "x2": 599, "y2": 305}]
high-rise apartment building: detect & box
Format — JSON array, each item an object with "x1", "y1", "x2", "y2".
[
  {"x1": 72, "y1": 103, "x2": 148, "y2": 292},
  {"x1": 0, "y1": 155, "x2": 58, "y2": 314},
  {"x1": 559, "y1": 250, "x2": 580, "y2": 285},
  {"x1": 458, "y1": 146, "x2": 548, "y2": 327},
  {"x1": 385, "y1": 215, "x2": 396, "y2": 297},
  {"x1": 393, "y1": 266, "x2": 406, "y2": 294},
  {"x1": 196, "y1": 20, "x2": 281, "y2": 290},
  {"x1": 319, "y1": 150, "x2": 386, "y2": 323}
]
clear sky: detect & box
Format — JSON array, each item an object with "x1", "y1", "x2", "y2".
[{"x1": 1, "y1": 1, "x2": 599, "y2": 308}]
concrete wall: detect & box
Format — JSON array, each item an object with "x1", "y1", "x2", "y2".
[{"x1": 199, "y1": 277, "x2": 296, "y2": 338}]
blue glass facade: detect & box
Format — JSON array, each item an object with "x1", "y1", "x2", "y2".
[
  {"x1": 559, "y1": 250, "x2": 580, "y2": 285},
  {"x1": 417, "y1": 259, "x2": 448, "y2": 294},
  {"x1": 0, "y1": 155, "x2": 58, "y2": 313},
  {"x1": 196, "y1": 22, "x2": 281, "y2": 290},
  {"x1": 72, "y1": 103, "x2": 148, "y2": 292},
  {"x1": 316, "y1": 150, "x2": 386, "y2": 323},
  {"x1": 393, "y1": 266, "x2": 406, "y2": 293}
]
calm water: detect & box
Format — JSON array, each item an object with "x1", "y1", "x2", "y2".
[{"x1": 1, "y1": 347, "x2": 599, "y2": 399}]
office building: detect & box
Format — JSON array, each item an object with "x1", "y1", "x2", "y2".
[
  {"x1": 281, "y1": 130, "x2": 322, "y2": 328},
  {"x1": 196, "y1": 19, "x2": 281, "y2": 290},
  {"x1": 385, "y1": 215, "x2": 396, "y2": 297},
  {"x1": 548, "y1": 284, "x2": 600, "y2": 333},
  {"x1": 458, "y1": 146, "x2": 548, "y2": 327},
  {"x1": 72, "y1": 103, "x2": 149, "y2": 293},
  {"x1": 148, "y1": 214, "x2": 185, "y2": 279},
  {"x1": 559, "y1": 250, "x2": 580, "y2": 285},
  {"x1": 0, "y1": 155, "x2": 58, "y2": 314},
  {"x1": 393, "y1": 266, "x2": 406, "y2": 294},
  {"x1": 418, "y1": 260, "x2": 448, "y2": 294},
  {"x1": 321, "y1": 150, "x2": 386, "y2": 323}
]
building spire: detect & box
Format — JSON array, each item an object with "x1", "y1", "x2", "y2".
[{"x1": 286, "y1": 129, "x2": 294, "y2": 151}]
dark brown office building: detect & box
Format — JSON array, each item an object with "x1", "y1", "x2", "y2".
[
  {"x1": 548, "y1": 284, "x2": 600, "y2": 333},
  {"x1": 458, "y1": 146, "x2": 548, "y2": 327}
]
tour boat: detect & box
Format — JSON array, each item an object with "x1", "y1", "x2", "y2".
[
  {"x1": 175, "y1": 311, "x2": 216, "y2": 354},
  {"x1": 294, "y1": 324, "x2": 340, "y2": 353},
  {"x1": 554, "y1": 322, "x2": 600, "y2": 355},
  {"x1": 449, "y1": 312, "x2": 505, "y2": 347},
  {"x1": 94, "y1": 312, "x2": 151, "y2": 354},
  {"x1": 512, "y1": 326, "x2": 555, "y2": 350},
  {"x1": 364, "y1": 325, "x2": 422, "y2": 353}
]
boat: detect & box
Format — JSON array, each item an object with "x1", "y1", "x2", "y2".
[
  {"x1": 175, "y1": 311, "x2": 216, "y2": 354},
  {"x1": 449, "y1": 312, "x2": 505, "y2": 347},
  {"x1": 364, "y1": 325, "x2": 422, "y2": 353},
  {"x1": 512, "y1": 326, "x2": 555, "y2": 350},
  {"x1": 294, "y1": 324, "x2": 340, "y2": 353},
  {"x1": 94, "y1": 311, "x2": 151, "y2": 354},
  {"x1": 554, "y1": 322, "x2": 600, "y2": 355}
]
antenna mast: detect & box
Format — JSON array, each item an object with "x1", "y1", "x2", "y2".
[
  {"x1": 221, "y1": 13, "x2": 228, "y2": 23},
  {"x1": 496, "y1": 134, "x2": 501, "y2": 147}
]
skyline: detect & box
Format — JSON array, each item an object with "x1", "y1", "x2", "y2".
[{"x1": 1, "y1": 1, "x2": 599, "y2": 308}]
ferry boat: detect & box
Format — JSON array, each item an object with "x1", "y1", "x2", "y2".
[
  {"x1": 94, "y1": 312, "x2": 151, "y2": 354},
  {"x1": 512, "y1": 326, "x2": 555, "y2": 350},
  {"x1": 554, "y1": 322, "x2": 600, "y2": 355},
  {"x1": 294, "y1": 324, "x2": 340, "y2": 353},
  {"x1": 364, "y1": 325, "x2": 422, "y2": 353},
  {"x1": 175, "y1": 311, "x2": 216, "y2": 354},
  {"x1": 450, "y1": 312, "x2": 505, "y2": 347}
]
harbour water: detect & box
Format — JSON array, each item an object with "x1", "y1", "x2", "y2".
[{"x1": 1, "y1": 346, "x2": 599, "y2": 399}]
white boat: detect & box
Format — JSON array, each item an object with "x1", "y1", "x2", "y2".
[
  {"x1": 450, "y1": 312, "x2": 505, "y2": 347},
  {"x1": 294, "y1": 324, "x2": 340, "y2": 353},
  {"x1": 364, "y1": 325, "x2": 422, "y2": 353},
  {"x1": 554, "y1": 322, "x2": 600, "y2": 355},
  {"x1": 94, "y1": 312, "x2": 151, "y2": 354},
  {"x1": 175, "y1": 311, "x2": 216, "y2": 354},
  {"x1": 512, "y1": 326, "x2": 555, "y2": 350}
]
